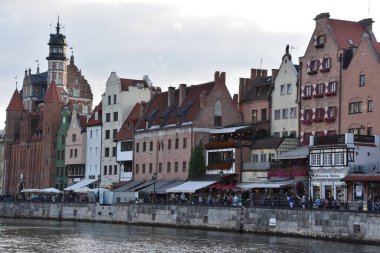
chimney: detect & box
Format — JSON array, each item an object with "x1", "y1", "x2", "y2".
[
  {"x1": 140, "y1": 101, "x2": 146, "y2": 116},
  {"x1": 168, "y1": 86, "x2": 175, "y2": 107},
  {"x1": 271, "y1": 69, "x2": 279, "y2": 83},
  {"x1": 314, "y1": 12, "x2": 330, "y2": 25},
  {"x1": 214, "y1": 71, "x2": 226, "y2": 85},
  {"x1": 251, "y1": 68, "x2": 257, "y2": 79},
  {"x1": 239, "y1": 78, "x2": 247, "y2": 103},
  {"x1": 179, "y1": 84, "x2": 187, "y2": 106},
  {"x1": 200, "y1": 90, "x2": 207, "y2": 108},
  {"x1": 262, "y1": 69, "x2": 268, "y2": 77}
]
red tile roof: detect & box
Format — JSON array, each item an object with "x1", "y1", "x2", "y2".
[
  {"x1": 136, "y1": 81, "x2": 215, "y2": 130},
  {"x1": 86, "y1": 101, "x2": 102, "y2": 127},
  {"x1": 329, "y1": 19, "x2": 374, "y2": 49},
  {"x1": 6, "y1": 89, "x2": 24, "y2": 111},
  {"x1": 120, "y1": 78, "x2": 148, "y2": 91},
  {"x1": 115, "y1": 102, "x2": 142, "y2": 141},
  {"x1": 44, "y1": 81, "x2": 62, "y2": 103},
  {"x1": 370, "y1": 42, "x2": 380, "y2": 59}
]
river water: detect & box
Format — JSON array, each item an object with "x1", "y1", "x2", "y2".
[{"x1": 0, "y1": 218, "x2": 379, "y2": 253}]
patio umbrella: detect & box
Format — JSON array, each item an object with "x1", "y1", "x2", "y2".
[
  {"x1": 208, "y1": 183, "x2": 242, "y2": 191},
  {"x1": 40, "y1": 188, "x2": 62, "y2": 194},
  {"x1": 21, "y1": 189, "x2": 42, "y2": 193},
  {"x1": 74, "y1": 186, "x2": 91, "y2": 193}
]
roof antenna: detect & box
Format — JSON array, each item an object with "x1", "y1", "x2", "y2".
[
  {"x1": 49, "y1": 21, "x2": 52, "y2": 33},
  {"x1": 259, "y1": 58, "x2": 263, "y2": 69},
  {"x1": 36, "y1": 59, "x2": 40, "y2": 74}
]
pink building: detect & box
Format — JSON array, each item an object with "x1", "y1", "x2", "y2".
[{"x1": 133, "y1": 71, "x2": 243, "y2": 181}]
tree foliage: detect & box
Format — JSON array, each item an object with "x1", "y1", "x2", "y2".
[{"x1": 189, "y1": 142, "x2": 206, "y2": 179}]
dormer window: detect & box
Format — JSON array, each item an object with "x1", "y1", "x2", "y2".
[{"x1": 314, "y1": 35, "x2": 325, "y2": 48}]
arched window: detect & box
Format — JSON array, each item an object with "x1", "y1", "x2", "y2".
[{"x1": 214, "y1": 100, "x2": 222, "y2": 127}]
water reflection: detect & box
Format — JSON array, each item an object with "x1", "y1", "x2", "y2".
[{"x1": 0, "y1": 218, "x2": 379, "y2": 253}]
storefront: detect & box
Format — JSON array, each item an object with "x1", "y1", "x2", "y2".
[{"x1": 310, "y1": 169, "x2": 347, "y2": 202}]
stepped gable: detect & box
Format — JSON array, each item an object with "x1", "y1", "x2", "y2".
[
  {"x1": 44, "y1": 81, "x2": 62, "y2": 103},
  {"x1": 120, "y1": 78, "x2": 148, "y2": 91},
  {"x1": 115, "y1": 102, "x2": 142, "y2": 141},
  {"x1": 136, "y1": 81, "x2": 215, "y2": 130},
  {"x1": 6, "y1": 89, "x2": 25, "y2": 111},
  {"x1": 86, "y1": 101, "x2": 102, "y2": 127},
  {"x1": 329, "y1": 18, "x2": 376, "y2": 48}
]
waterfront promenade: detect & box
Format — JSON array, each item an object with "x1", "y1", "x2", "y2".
[{"x1": 0, "y1": 200, "x2": 380, "y2": 245}]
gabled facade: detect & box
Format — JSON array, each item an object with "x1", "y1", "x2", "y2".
[
  {"x1": 271, "y1": 45, "x2": 299, "y2": 138},
  {"x1": 55, "y1": 106, "x2": 71, "y2": 190},
  {"x1": 101, "y1": 72, "x2": 152, "y2": 187},
  {"x1": 115, "y1": 102, "x2": 143, "y2": 182},
  {"x1": 134, "y1": 71, "x2": 243, "y2": 181},
  {"x1": 65, "y1": 109, "x2": 87, "y2": 186},
  {"x1": 341, "y1": 35, "x2": 380, "y2": 135},
  {"x1": 85, "y1": 102, "x2": 102, "y2": 182},
  {"x1": 239, "y1": 68, "x2": 277, "y2": 136},
  {"x1": 299, "y1": 12, "x2": 376, "y2": 145}
]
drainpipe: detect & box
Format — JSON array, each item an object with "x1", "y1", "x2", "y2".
[{"x1": 338, "y1": 53, "x2": 343, "y2": 134}]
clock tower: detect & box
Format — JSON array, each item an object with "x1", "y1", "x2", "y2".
[{"x1": 46, "y1": 17, "x2": 67, "y2": 90}]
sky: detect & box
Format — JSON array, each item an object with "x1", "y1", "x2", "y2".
[{"x1": 1, "y1": 0, "x2": 380, "y2": 130}]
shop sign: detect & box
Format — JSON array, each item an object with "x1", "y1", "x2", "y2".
[{"x1": 313, "y1": 173, "x2": 343, "y2": 179}]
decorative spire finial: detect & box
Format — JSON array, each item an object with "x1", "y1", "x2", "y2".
[
  {"x1": 56, "y1": 15, "x2": 60, "y2": 34},
  {"x1": 36, "y1": 60, "x2": 40, "y2": 74},
  {"x1": 15, "y1": 75, "x2": 18, "y2": 90}
]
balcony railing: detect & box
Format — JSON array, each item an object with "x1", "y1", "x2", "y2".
[
  {"x1": 354, "y1": 135, "x2": 375, "y2": 143},
  {"x1": 313, "y1": 135, "x2": 345, "y2": 145}
]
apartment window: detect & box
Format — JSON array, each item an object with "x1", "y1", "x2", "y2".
[
  {"x1": 57, "y1": 151, "x2": 60, "y2": 160},
  {"x1": 74, "y1": 149, "x2": 77, "y2": 157},
  {"x1": 182, "y1": 161, "x2": 187, "y2": 172},
  {"x1": 174, "y1": 162, "x2": 178, "y2": 172},
  {"x1": 175, "y1": 138, "x2": 179, "y2": 149},
  {"x1": 167, "y1": 162, "x2": 171, "y2": 173},
  {"x1": 214, "y1": 100, "x2": 222, "y2": 127},
  {"x1": 149, "y1": 163, "x2": 153, "y2": 173},
  {"x1": 327, "y1": 81, "x2": 337, "y2": 94},
  {"x1": 252, "y1": 110, "x2": 257, "y2": 122},
  {"x1": 113, "y1": 94, "x2": 117, "y2": 104},
  {"x1": 280, "y1": 85, "x2": 285, "y2": 95},
  {"x1": 90, "y1": 130, "x2": 93, "y2": 138},
  {"x1": 72, "y1": 134, "x2": 76, "y2": 142},
  {"x1": 274, "y1": 132, "x2": 280, "y2": 138},
  {"x1": 260, "y1": 153, "x2": 267, "y2": 162},
  {"x1": 108, "y1": 95, "x2": 111, "y2": 105},
  {"x1": 311, "y1": 153, "x2": 321, "y2": 166},
  {"x1": 135, "y1": 164, "x2": 139, "y2": 174},
  {"x1": 368, "y1": 127, "x2": 373, "y2": 135},
  {"x1": 286, "y1": 83, "x2": 292, "y2": 94},
  {"x1": 168, "y1": 139, "x2": 172, "y2": 150},
  {"x1": 83, "y1": 105, "x2": 88, "y2": 114},
  {"x1": 142, "y1": 142, "x2": 147, "y2": 152},
  {"x1": 282, "y1": 108, "x2": 289, "y2": 119},
  {"x1": 349, "y1": 102, "x2": 362, "y2": 114},
  {"x1": 106, "y1": 113, "x2": 111, "y2": 122},
  {"x1": 324, "y1": 153, "x2": 333, "y2": 166},
  {"x1": 252, "y1": 154, "x2": 259, "y2": 162},
  {"x1": 62, "y1": 151, "x2": 65, "y2": 160},
  {"x1": 307, "y1": 60, "x2": 319, "y2": 74},
  {"x1": 359, "y1": 73, "x2": 365, "y2": 87},
  {"x1": 113, "y1": 112, "x2": 118, "y2": 121},
  {"x1": 368, "y1": 100, "x2": 373, "y2": 112},
  {"x1": 136, "y1": 143, "x2": 139, "y2": 152},
  {"x1": 290, "y1": 107, "x2": 297, "y2": 118},
  {"x1": 114, "y1": 165, "x2": 117, "y2": 175},
  {"x1": 183, "y1": 138, "x2": 187, "y2": 149},
  {"x1": 159, "y1": 163, "x2": 162, "y2": 173},
  {"x1": 320, "y1": 57, "x2": 331, "y2": 72},
  {"x1": 260, "y1": 108, "x2": 267, "y2": 121},
  {"x1": 105, "y1": 148, "x2": 109, "y2": 157},
  {"x1": 108, "y1": 165, "x2": 112, "y2": 175},
  {"x1": 282, "y1": 131, "x2": 288, "y2": 137},
  {"x1": 62, "y1": 135, "x2": 65, "y2": 144},
  {"x1": 142, "y1": 164, "x2": 146, "y2": 174},
  {"x1": 274, "y1": 109, "x2": 281, "y2": 120},
  {"x1": 349, "y1": 128, "x2": 363, "y2": 135},
  {"x1": 112, "y1": 147, "x2": 116, "y2": 156},
  {"x1": 314, "y1": 34, "x2": 325, "y2": 48},
  {"x1": 105, "y1": 130, "x2": 110, "y2": 139},
  {"x1": 128, "y1": 123, "x2": 132, "y2": 130},
  {"x1": 113, "y1": 129, "x2": 117, "y2": 138},
  {"x1": 70, "y1": 149, "x2": 73, "y2": 158},
  {"x1": 104, "y1": 166, "x2": 107, "y2": 175},
  {"x1": 315, "y1": 83, "x2": 325, "y2": 96},
  {"x1": 335, "y1": 152, "x2": 344, "y2": 165},
  {"x1": 150, "y1": 141, "x2": 153, "y2": 151}
]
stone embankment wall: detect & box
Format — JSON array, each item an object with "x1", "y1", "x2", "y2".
[{"x1": 0, "y1": 202, "x2": 379, "y2": 244}]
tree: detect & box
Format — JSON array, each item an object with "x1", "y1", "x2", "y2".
[{"x1": 189, "y1": 142, "x2": 206, "y2": 179}]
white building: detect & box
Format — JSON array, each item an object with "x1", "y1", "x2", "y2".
[
  {"x1": 271, "y1": 45, "x2": 299, "y2": 138},
  {"x1": 101, "y1": 72, "x2": 152, "y2": 188}
]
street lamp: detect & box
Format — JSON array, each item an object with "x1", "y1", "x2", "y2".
[
  {"x1": 219, "y1": 170, "x2": 224, "y2": 205},
  {"x1": 152, "y1": 173, "x2": 157, "y2": 203},
  {"x1": 97, "y1": 174, "x2": 101, "y2": 203}
]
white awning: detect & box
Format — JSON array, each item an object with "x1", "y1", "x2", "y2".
[
  {"x1": 166, "y1": 181, "x2": 216, "y2": 193},
  {"x1": 64, "y1": 178, "x2": 98, "y2": 191},
  {"x1": 237, "y1": 178, "x2": 305, "y2": 190},
  {"x1": 272, "y1": 146, "x2": 309, "y2": 160}
]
